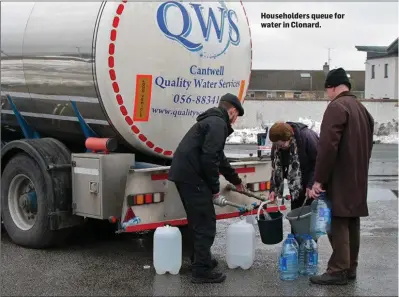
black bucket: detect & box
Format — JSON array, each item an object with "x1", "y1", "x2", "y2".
[{"x1": 256, "y1": 209, "x2": 284, "y2": 245}]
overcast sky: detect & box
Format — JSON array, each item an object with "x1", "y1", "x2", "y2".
[{"x1": 243, "y1": 2, "x2": 398, "y2": 70}]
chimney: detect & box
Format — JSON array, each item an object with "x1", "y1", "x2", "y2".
[{"x1": 323, "y1": 62, "x2": 329, "y2": 75}]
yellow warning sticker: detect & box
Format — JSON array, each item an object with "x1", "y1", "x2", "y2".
[
  {"x1": 238, "y1": 80, "x2": 246, "y2": 101},
  {"x1": 133, "y1": 75, "x2": 153, "y2": 122}
]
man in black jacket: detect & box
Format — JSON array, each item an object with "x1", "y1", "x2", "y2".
[{"x1": 168, "y1": 93, "x2": 246, "y2": 284}]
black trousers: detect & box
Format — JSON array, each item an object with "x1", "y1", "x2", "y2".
[{"x1": 175, "y1": 182, "x2": 216, "y2": 275}]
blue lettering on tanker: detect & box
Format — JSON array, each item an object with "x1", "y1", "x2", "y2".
[
  {"x1": 153, "y1": 64, "x2": 243, "y2": 110},
  {"x1": 154, "y1": 66, "x2": 240, "y2": 91},
  {"x1": 156, "y1": 1, "x2": 240, "y2": 59},
  {"x1": 190, "y1": 65, "x2": 224, "y2": 76}
]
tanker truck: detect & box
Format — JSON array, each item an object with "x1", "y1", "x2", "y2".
[{"x1": 1, "y1": 1, "x2": 284, "y2": 249}]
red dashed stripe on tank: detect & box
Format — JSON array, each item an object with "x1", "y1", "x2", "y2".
[
  {"x1": 108, "y1": 1, "x2": 252, "y2": 158},
  {"x1": 108, "y1": 0, "x2": 173, "y2": 156}
]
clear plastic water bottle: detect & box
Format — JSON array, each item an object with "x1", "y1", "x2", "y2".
[
  {"x1": 298, "y1": 235, "x2": 306, "y2": 275},
  {"x1": 310, "y1": 192, "x2": 331, "y2": 237},
  {"x1": 122, "y1": 216, "x2": 141, "y2": 229},
  {"x1": 298, "y1": 234, "x2": 318, "y2": 275},
  {"x1": 287, "y1": 234, "x2": 299, "y2": 251},
  {"x1": 279, "y1": 238, "x2": 298, "y2": 280},
  {"x1": 304, "y1": 235, "x2": 318, "y2": 275}
]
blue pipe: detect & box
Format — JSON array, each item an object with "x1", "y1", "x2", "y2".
[
  {"x1": 6, "y1": 94, "x2": 40, "y2": 139},
  {"x1": 70, "y1": 101, "x2": 97, "y2": 139}
]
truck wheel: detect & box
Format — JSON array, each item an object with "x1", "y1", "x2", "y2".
[{"x1": 1, "y1": 153, "x2": 58, "y2": 248}]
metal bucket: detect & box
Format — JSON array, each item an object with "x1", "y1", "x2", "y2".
[{"x1": 285, "y1": 206, "x2": 316, "y2": 243}]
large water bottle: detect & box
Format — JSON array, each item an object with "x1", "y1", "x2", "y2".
[
  {"x1": 310, "y1": 192, "x2": 332, "y2": 237},
  {"x1": 153, "y1": 225, "x2": 182, "y2": 275},
  {"x1": 226, "y1": 219, "x2": 256, "y2": 270},
  {"x1": 298, "y1": 236, "x2": 306, "y2": 275},
  {"x1": 287, "y1": 234, "x2": 299, "y2": 251},
  {"x1": 121, "y1": 216, "x2": 141, "y2": 229},
  {"x1": 279, "y1": 238, "x2": 298, "y2": 280},
  {"x1": 304, "y1": 235, "x2": 318, "y2": 275},
  {"x1": 298, "y1": 234, "x2": 318, "y2": 275}
]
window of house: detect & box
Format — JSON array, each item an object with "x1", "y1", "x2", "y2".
[
  {"x1": 371, "y1": 65, "x2": 375, "y2": 79},
  {"x1": 246, "y1": 92, "x2": 255, "y2": 98},
  {"x1": 384, "y1": 64, "x2": 388, "y2": 78}
]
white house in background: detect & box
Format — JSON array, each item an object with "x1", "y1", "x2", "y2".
[{"x1": 355, "y1": 38, "x2": 398, "y2": 99}]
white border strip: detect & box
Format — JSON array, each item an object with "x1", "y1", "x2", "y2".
[{"x1": 73, "y1": 167, "x2": 99, "y2": 176}]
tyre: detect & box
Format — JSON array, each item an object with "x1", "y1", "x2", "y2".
[{"x1": 1, "y1": 153, "x2": 59, "y2": 248}]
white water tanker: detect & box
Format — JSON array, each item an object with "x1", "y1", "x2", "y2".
[
  {"x1": 1, "y1": 2, "x2": 283, "y2": 251},
  {"x1": 1, "y1": 1, "x2": 252, "y2": 158}
]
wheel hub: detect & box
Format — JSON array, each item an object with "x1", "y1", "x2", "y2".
[
  {"x1": 8, "y1": 174, "x2": 38, "y2": 231},
  {"x1": 20, "y1": 192, "x2": 37, "y2": 213}
]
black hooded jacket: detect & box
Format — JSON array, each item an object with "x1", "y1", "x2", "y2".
[
  {"x1": 270, "y1": 122, "x2": 319, "y2": 190},
  {"x1": 168, "y1": 107, "x2": 242, "y2": 194}
]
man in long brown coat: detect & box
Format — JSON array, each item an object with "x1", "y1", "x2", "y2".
[{"x1": 309, "y1": 68, "x2": 374, "y2": 285}]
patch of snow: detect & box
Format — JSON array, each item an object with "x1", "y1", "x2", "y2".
[
  {"x1": 228, "y1": 117, "x2": 399, "y2": 145},
  {"x1": 374, "y1": 134, "x2": 399, "y2": 144},
  {"x1": 227, "y1": 127, "x2": 264, "y2": 144}
]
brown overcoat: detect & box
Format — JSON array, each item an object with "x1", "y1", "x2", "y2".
[{"x1": 314, "y1": 91, "x2": 374, "y2": 217}]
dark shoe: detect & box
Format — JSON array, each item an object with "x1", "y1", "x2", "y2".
[
  {"x1": 191, "y1": 271, "x2": 226, "y2": 284},
  {"x1": 210, "y1": 258, "x2": 219, "y2": 269},
  {"x1": 309, "y1": 271, "x2": 348, "y2": 285},
  {"x1": 347, "y1": 270, "x2": 357, "y2": 280},
  {"x1": 190, "y1": 257, "x2": 218, "y2": 269}
]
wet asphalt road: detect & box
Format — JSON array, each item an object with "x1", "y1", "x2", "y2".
[{"x1": 1, "y1": 144, "x2": 398, "y2": 296}]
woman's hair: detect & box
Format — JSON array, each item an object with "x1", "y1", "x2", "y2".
[{"x1": 269, "y1": 122, "x2": 294, "y2": 142}]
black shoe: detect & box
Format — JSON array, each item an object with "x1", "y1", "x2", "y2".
[
  {"x1": 191, "y1": 271, "x2": 226, "y2": 284},
  {"x1": 190, "y1": 258, "x2": 218, "y2": 269},
  {"x1": 347, "y1": 270, "x2": 357, "y2": 280},
  {"x1": 309, "y1": 271, "x2": 348, "y2": 285},
  {"x1": 210, "y1": 258, "x2": 219, "y2": 269}
]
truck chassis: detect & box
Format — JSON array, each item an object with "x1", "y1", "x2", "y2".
[{"x1": 1, "y1": 94, "x2": 285, "y2": 249}]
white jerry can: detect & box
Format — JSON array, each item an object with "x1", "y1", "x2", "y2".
[
  {"x1": 226, "y1": 219, "x2": 256, "y2": 270},
  {"x1": 153, "y1": 225, "x2": 182, "y2": 275}
]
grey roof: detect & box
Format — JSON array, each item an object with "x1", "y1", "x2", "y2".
[
  {"x1": 355, "y1": 46, "x2": 388, "y2": 53},
  {"x1": 355, "y1": 37, "x2": 399, "y2": 59},
  {"x1": 387, "y1": 38, "x2": 398, "y2": 53},
  {"x1": 248, "y1": 69, "x2": 365, "y2": 92}
]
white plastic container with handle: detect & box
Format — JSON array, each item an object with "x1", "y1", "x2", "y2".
[
  {"x1": 153, "y1": 225, "x2": 182, "y2": 275},
  {"x1": 226, "y1": 219, "x2": 256, "y2": 270}
]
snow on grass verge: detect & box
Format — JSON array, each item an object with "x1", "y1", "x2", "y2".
[{"x1": 227, "y1": 117, "x2": 398, "y2": 145}]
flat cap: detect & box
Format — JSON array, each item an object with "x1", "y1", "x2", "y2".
[{"x1": 220, "y1": 93, "x2": 244, "y2": 116}]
